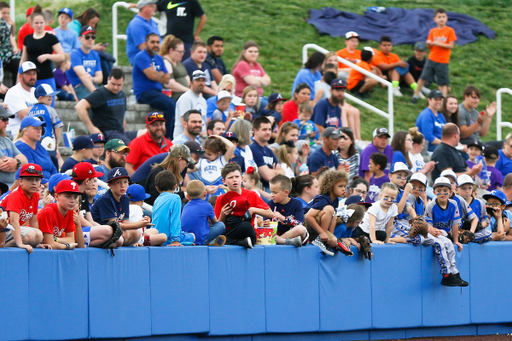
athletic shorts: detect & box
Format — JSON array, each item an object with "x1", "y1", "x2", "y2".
[
  {"x1": 82, "y1": 226, "x2": 91, "y2": 247},
  {"x1": 350, "y1": 80, "x2": 366, "y2": 93},
  {"x1": 5, "y1": 226, "x2": 38, "y2": 243},
  {"x1": 420, "y1": 59, "x2": 449, "y2": 86},
  {"x1": 395, "y1": 64, "x2": 410, "y2": 76}
]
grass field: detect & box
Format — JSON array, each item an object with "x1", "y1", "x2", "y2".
[{"x1": 20, "y1": 0, "x2": 512, "y2": 141}]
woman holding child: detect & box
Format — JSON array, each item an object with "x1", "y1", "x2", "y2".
[{"x1": 280, "y1": 83, "x2": 311, "y2": 126}]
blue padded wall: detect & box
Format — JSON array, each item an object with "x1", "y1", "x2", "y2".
[
  {"x1": 29, "y1": 249, "x2": 89, "y2": 340},
  {"x1": 264, "y1": 245, "x2": 319, "y2": 333},
  {"x1": 149, "y1": 246, "x2": 209, "y2": 335}
]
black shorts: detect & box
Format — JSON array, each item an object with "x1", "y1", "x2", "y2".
[
  {"x1": 419, "y1": 59, "x2": 449, "y2": 86},
  {"x1": 350, "y1": 80, "x2": 366, "y2": 93}
]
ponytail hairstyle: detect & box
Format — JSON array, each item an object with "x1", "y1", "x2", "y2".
[
  {"x1": 278, "y1": 140, "x2": 296, "y2": 169},
  {"x1": 244, "y1": 166, "x2": 260, "y2": 185},
  {"x1": 203, "y1": 136, "x2": 227, "y2": 156},
  {"x1": 291, "y1": 174, "x2": 316, "y2": 197},
  {"x1": 31, "y1": 4, "x2": 44, "y2": 22},
  {"x1": 346, "y1": 204, "x2": 365, "y2": 224},
  {"x1": 159, "y1": 34, "x2": 184, "y2": 56},
  {"x1": 409, "y1": 126, "x2": 425, "y2": 146}
]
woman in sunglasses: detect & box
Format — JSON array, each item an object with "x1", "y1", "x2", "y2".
[
  {"x1": 14, "y1": 116, "x2": 58, "y2": 180},
  {"x1": 336, "y1": 127, "x2": 359, "y2": 182}
]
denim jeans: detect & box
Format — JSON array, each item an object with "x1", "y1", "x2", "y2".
[
  {"x1": 204, "y1": 221, "x2": 226, "y2": 245},
  {"x1": 137, "y1": 89, "x2": 176, "y2": 140}
]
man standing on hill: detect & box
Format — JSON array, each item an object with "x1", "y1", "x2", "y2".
[{"x1": 126, "y1": 0, "x2": 161, "y2": 65}]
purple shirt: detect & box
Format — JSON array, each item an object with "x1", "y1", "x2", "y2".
[
  {"x1": 367, "y1": 174, "x2": 390, "y2": 203},
  {"x1": 466, "y1": 159, "x2": 477, "y2": 169},
  {"x1": 487, "y1": 165, "x2": 503, "y2": 191},
  {"x1": 54, "y1": 68, "x2": 70, "y2": 88},
  {"x1": 359, "y1": 143, "x2": 393, "y2": 178}
]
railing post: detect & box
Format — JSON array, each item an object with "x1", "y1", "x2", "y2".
[
  {"x1": 113, "y1": 3, "x2": 119, "y2": 66},
  {"x1": 498, "y1": 88, "x2": 504, "y2": 141}
]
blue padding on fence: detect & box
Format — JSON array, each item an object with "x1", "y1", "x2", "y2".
[
  {"x1": 470, "y1": 243, "x2": 512, "y2": 323},
  {"x1": 370, "y1": 244, "x2": 422, "y2": 329},
  {"x1": 370, "y1": 328, "x2": 406, "y2": 340},
  {"x1": 208, "y1": 246, "x2": 266, "y2": 335},
  {"x1": 88, "y1": 247, "x2": 151, "y2": 339},
  {"x1": 421, "y1": 245, "x2": 470, "y2": 326},
  {"x1": 149, "y1": 246, "x2": 209, "y2": 335},
  {"x1": 28, "y1": 249, "x2": 88, "y2": 340},
  {"x1": 0, "y1": 249, "x2": 29, "y2": 341},
  {"x1": 406, "y1": 325, "x2": 477, "y2": 338},
  {"x1": 477, "y1": 323, "x2": 512, "y2": 335},
  {"x1": 319, "y1": 245, "x2": 371, "y2": 331},
  {"x1": 264, "y1": 245, "x2": 319, "y2": 333}
]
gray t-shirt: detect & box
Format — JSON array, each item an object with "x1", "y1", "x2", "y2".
[
  {"x1": 0, "y1": 136, "x2": 20, "y2": 186},
  {"x1": 174, "y1": 89, "x2": 207, "y2": 138},
  {"x1": 458, "y1": 103, "x2": 480, "y2": 145}
]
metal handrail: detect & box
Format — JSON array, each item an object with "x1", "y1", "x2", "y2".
[
  {"x1": 497, "y1": 88, "x2": 512, "y2": 141},
  {"x1": 302, "y1": 43, "x2": 394, "y2": 135}
]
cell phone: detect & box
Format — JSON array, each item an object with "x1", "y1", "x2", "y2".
[{"x1": 102, "y1": 43, "x2": 109, "y2": 47}]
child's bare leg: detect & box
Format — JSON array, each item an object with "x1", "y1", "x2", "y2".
[
  {"x1": 149, "y1": 233, "x2": 167, "y2": 246},
  {"x1": 89, "y1": 225, "x2": 116, "y2": 246},
  {"x1": 318, "y1": 206, "x2": 334, "y2": 234},
  {"x1": 0, "y1": 231, "x2": 5, "y2": 247},
  {"x1": 280, "y1": 225, "x2": 307, "y2": 240},
  {"x1": 122, "y1": 230, "x2": 141, "y2": 246},
  {"x1": 145, "y1": 229, "x2": 159, "y2": 236},
  {"x1": 438, "y1": 85, "x2": 448, "y2": 96},
  {"x1": 326, "y1": 219, "x2": 338, "y2": 247},
  {"x1": 347, "y1": 105, "x2": 362, "y2": 140}
]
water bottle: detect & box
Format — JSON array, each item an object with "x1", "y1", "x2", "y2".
[
  {"x1": 476, "y1": 155, "x2": 489, "y2": 186},
  {"x1": 300, "y1": 164, "x2": 309, "y2": 172},
  {"x1": 69, "y1": 127, "x2": 76, "y2": 143}
]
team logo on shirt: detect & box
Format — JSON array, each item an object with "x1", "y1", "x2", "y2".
[
  {"x1": 263, "y1": 156, "x2": 274, "y2": 166},
  {"x1": 204, "y1": 165, "x2": 218, "y2": 174},
  {"x1": 53, "y1": 225, "x2": 65, "y2": 237},
  {"x1": 19, "y1": 209, "x2": 33, "y2": 223}
]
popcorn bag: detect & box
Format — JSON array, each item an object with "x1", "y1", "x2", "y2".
[{"x1": 256, "y1": 221, "x2": 277, "y2": 245}]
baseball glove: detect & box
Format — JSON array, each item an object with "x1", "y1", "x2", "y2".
[
  {"x1": 99, "y1": 220, "x2": 124, "y2": 254},
  {"x1": 458, "y1": 230, "x2": 475, "y2": 244},
  {"x1": 358, "y1": 235, "x2": 374, "y2": 260},
  {"x1": 408, "y1": 216, "x2": 429, "y2": 238}
]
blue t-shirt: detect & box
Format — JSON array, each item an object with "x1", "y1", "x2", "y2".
[
  {"x1": 296, "y1": 196, "x2": 308, "y2": 208},
  {"x1": 27, "y1": 103, "x2": 62, "y2": 140},
  {"x1": 66, "y1": 48, "x2": 102, "y2": 87},
  {"x1": 14, "y1": 141, "x2": 57, "y2": 180},
  {"x1": 60, "y1": 157, "x2": 80, "y2": 174},
  {"x1": 126, "y1": 15, "x2": 161, "y2": 65},
  {"x1": 392, "y1": 151, "x2": 409, "y2": 169},
  {"x1": 91, "y1": 189, "x2": 130, "y2": 225},
  {"x1": 307, "y1": 148, "x2": 339, "y2": 174},
  {"x1": 312, "y1": 98, "x2": 342, "y2": 128},
  {"x1": 181, "y1": 198, "x2": 215, "y2": 245},
  {"x1": 304, "y1": 194, "x2": 339, "y2": 215},
  {"x1": 131, "y1": 153, "x2": 187, "y2": 184},
  {"x1": 293, "y1": 119, "x2": 320, "y2": 140},
  {"x1": 182, "y1": 58, "x2": 214, "y2": 87},
  {"x1": 468, "y1": 197, "x2": 489, "y2": 222},
  {"x1": 249, "y1": 142, "x2": 279, "y2": 189},
  {"x1": 496, "y1": 149, "x2": 512, "y2": 178},
  {"x1": 415, "y1": 108, "x2": 446, "y2": 152},
  {"x1": 153, "y1": 191, "x2": 182, "y2": 245},
  {"x1": 408, "y1": 194, "x2": 425, "y2": 216},
  {"x1": 95, "y1": 164, "x2": 110, "y2": 183},
  {"x1": 54, "y1": 27, "x2": 79, "y2": 53},
  {"x1": 133, "y1": 50, "x2": 168, "y2": 98},
  {"x1": 291, "y1": 68, "x2": 322, "y2": 100},
  {"x1": 268, "y1": 197, "x2": 305, "y2": 234},
  {"x1": 424, "y1": 199, "x2": 461, "y2": 233}
]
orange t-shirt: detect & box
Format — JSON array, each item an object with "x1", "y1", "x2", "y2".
[
  {"x1": 372, "y1": 50, "x2": 400, "y2": 69},
  {"x1": 427, "y1": 26, "x2": 457, "y2": 64},
  {"x1": 336, "y1": 48, "x2": 362, "y2": 68},
  {"x1": 347, "y1": 61, "x2": 372, "y2": 90}
]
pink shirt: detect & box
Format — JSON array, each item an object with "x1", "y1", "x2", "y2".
[{"x1": 233, "y1": 60, "x2": 266, "y2": 97}]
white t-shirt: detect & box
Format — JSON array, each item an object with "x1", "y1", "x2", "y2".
[
  {"x1": 280, "y1": 163, "x2": 295, "y2": 178},
  {"x1": 236, "y1": 145, "x2": 257, "y2": 171},
  {"x1": 129, "y1": 204, "x2": 145, "y2": 244},
  {"x1": 409, "y1": 152, "x2": 425, "y2": 173},
  {"x1": 4, "y1": 83, "x2": 37, "y2": 135},
  {"x1": 174, "y1": 89, "x2": 208, "y2": 137},
  {"x1": 359, "y1": 201, "x2": 398, "y2": 233}
]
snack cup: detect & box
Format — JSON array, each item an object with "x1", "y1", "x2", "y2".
[
  {"x1": 162, "y1": 89, "x2": 173, "y2": 97},
  {"x1": 268, "y1": 221, "x2": 278, "y2": 245},
  {"x1": 235, "y1": 103, "x2": 246, "y2": 113}
]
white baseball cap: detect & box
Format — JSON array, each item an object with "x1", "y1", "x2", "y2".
[
  {"x1": 457, "y1": 174, "x2": 474, "y2": 187},
  {"x1": 440, "y1": 169, "x2": 457, "y2": 182},
  {"x1": 433, "y1": 176, "x2": 452, "y2": 189},
  {"x1": 390, "y1": 162, "x2": 412, "y2": 176},
  {"x1": 217, "y1": 90, "x2": 232, "y2": 102},
  {"x1": 409, "y1": 173, "x2": 427, "y2": 186},
  {"x1": 18, "y1": 61, "x2": 37, "y2": 74},
  {"x1": 345, "y1": 31, "x2": 360, "y2": 40}
]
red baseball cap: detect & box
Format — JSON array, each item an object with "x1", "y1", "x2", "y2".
[
  {"x1": 55, "y1": 180, "x2": 81, "y2": 194},
  {"x1": 26, "y1": 7, "x2": 34, "y2": 16},
  {"x1": 219, "y1": 191, "x2": 250, "y2": 217},
  {"x1": 146, "y1": 111, "x2": 166, "y2": 125},
  {"x1": 72, "y1": 162, "x2": 104, "y2": 180},
  {"x1": 19, "y1": 163, "x2": 44, "y2": 178}
]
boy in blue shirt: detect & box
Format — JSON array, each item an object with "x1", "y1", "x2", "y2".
[
  {"x1": 181, "y1": 180, "x2": 226, "y2": 246},
  {"x1": 153, "y1": 170, "x2": 195, "y2": 246},
  {"x1": 53, "y1": 7, "x2": 79, "y2": 53},
  {"x1": 293, "y1": 102, "x2": 320, "y2": 145}
]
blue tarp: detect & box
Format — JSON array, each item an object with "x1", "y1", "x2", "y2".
[{"x1": 307, "y1": 7, "x2": 496, "y2": 46}]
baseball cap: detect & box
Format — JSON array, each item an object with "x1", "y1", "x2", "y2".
[
  {"x1": 18, "y1": 61, "x2": 37, "y2": 74},
  {"x1": 428, "y1": 89, "x2": 445, "y2": 99},
  {"x1": 390, "y1": 162, "x2": 412, "y2": 176},
  {"x1": 90, "y1": 133, "x2": 106, "y2": 144},
  {"x1": 433, "y1": 176, "x2": 452, "y2": 189},
  {"x1": 484, "y1": 145, "x2": 499, "y2": 160},
  {"x1": 35, "y1": 84, "x2": 60, "y2": 98},
  {"x1": 217, "y1": 90, "x2": 232, "y2": 102},
  {"x1": 127, "y1": 184, "x2": 151, "y2": 201},
  {"x1": 345, "y1": 195, "x2": 372, "y2": 208},
  {"x1": 19, "y1": 163, "x2": 44, "y2": 178},
  {"x1": 363, "y1": 46, "x2": 375, "y2": 55},
  {"x1": 457, "y1": 174, "x2": 474, "y2": 187},
  {"x1": 20, "y1": 116, "x2": 45, "y2": 130},
  {"x1": 222, "y1": 131, "x2": 238, "y2": 143},
  {"x1": 73, "y1": 136, "x2": 96, "y2": 150},
  {"x1": 268, "y1": 93, "x2": 287, "y2": 103},
  {"x1": 467, "y1": 139, "x2": 483, "y2": 150},
  {"x1": 26, "y1": 7, "x2": 34, "y2": 16},
  {"x1": 440, "y1": 169, "x2": 457, "y2": 182},
  {"x1": 414, "y1": 42, "x2": 426, "y2": 51},
  {"x1": 72, "y1": 162, "x2": 104, "y2": 180},
  {"x1": 105, "y1": 139, "x2": 131, "y2": 153},
  {"x1": 107, "y1": 167, "x2": 130, "y2": 183},
  {"x1": 219, "y1": 191, "x2": 251, "y2": 217},
  {"x1": 55, "y1": 180, "x2": 81, "y2": 194},
  {"x1": 409, "y1": 173, "x2": 427, "y2": 186},
  {"x1": 137, "y1": 0, "x2": 157, "y2": 8},
  {"x1": 330, "y1": 79, "x2": 347, "y2": 89},
  {"x1": 483, "y1": 190, "x2": 507, "y2": 205},
  {"x1": 183, "y1": 140, "x2": 205, "y2": 159},
  {"x1": 373, "y1": 127, "x2": 390, "y2": 138},
  {"x1": 48, "y1": 173, "x2": 71, "y2": 193},
  {"x1": 0, "y1": 105, "x2": 14, "y2": 119},
  {"x1": 146, "y1": 111, "x2": 166, "y2": 125},
  {"x1": 192, "y1": 70, "x2": 206, "y2": 81},
  {"x1": 58, "y1": 7, "x2": 73, "y2": 19},
  {"x1": 322, "y1": 127, "x2": 342, "y2": 139},
  {"x1": 169, "y1": 144, "x2": 196, "y2": 165},
  {"x1": 345, "y1": 31, "x2": 360, "y2": 40},
  {"x1": 79, "y1": 25, "x2": 95, "y2": 37}
]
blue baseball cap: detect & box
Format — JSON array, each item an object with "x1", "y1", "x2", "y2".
[
  {"x1": 73, "y1": 136, "x2": 97, "y2": 150},
  {"x1": 20, "y1": 116, "x2": 46, "y2": 130},
  {"x1": 127, "y1": 184, "x2": 150, "y2": 201},
  {"x1": 90, "y1": 133, "x2": 106, "y2": 144},
  {"x1": 107, "y1": 167, "x2": 130, "y2": 183},
  {"x1": 48, "y1": 173, "x2": 71, "y2": 193},
  {"x1": 330, "y1": 79, "x2": 347, "y2": 89},
  {"x1": 345, "y1": 195, "x2": 372, "y2": 208},
  {"x1": 268, "y1": 93, "x2": 287, "y2": 103},
  {"x1": 222, "y1": 131, "x2": 238, "y2": 142},
  {"x1": 58, "y1": 7, "x2": 73, "y2": 19},
  {"x1": 483, "y1": 190, "x2": 507, "y2": 205},
  {"x1": 35, "y1": 84, "x2": 60, "y2": 98}
]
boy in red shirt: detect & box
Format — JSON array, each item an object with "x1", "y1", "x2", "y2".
[
  {"x1": 347, "y1": 47, "x2": 380, "y2": 99},
  {"x1": 411, "y1": 8, "x2": 457, "y2": 103},
  {"x1": 2, "y1": 164, "x2": 44, "y2": 253},
  {"x1": 38, "y1": 179, "x2": 83, "y2": 250}
]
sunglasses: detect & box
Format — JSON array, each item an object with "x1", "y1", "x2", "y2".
[
  {"x1": 84, "y1": 35, "x2": 96, "y2": 40},
  {"x1": 22, "y1": 167, "x2": 43, "y2": 176},
  {"x1": 487, "y1": 203, "x2": 503, "y2": 207},
  {"x1": 148, "y1": 113, "x2": 164, "y2": 121},
  {"x1": 0, "y1": 117, "x2": 9, "y2": 122}
]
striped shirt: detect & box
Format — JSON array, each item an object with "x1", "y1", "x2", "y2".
[{"x1": 336, "y1": 151, "x2": 360, "y2": 181}]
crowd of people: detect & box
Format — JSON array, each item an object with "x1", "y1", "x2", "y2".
[{"x1": 0, "y1": 2, "x2": 510, "y2": 288}]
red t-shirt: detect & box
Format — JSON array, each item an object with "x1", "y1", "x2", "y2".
[
  {"x1": 126, "y1": 132, "x2": 172, "y2": 170},
  {"x1": 280, "y1": 100, "x2": 299, "y2": 127},
  {"x1": 427, "y1": 26, "x2": 457, "y2": 64},
  {"x1": 3, "y1": 187, "x2": 40, "y2": 226},
  {"x1": 215, "y1": 188, "x2": 269, "y2": 227},
  {"x1": 232, "y1": 60, "x2": 266, "y2": 97},
  {"x1": 38, "y1": 203, "x2": 75, "y2": 237}
]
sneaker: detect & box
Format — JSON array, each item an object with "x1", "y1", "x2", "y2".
[
  {"x1": 208, "y1": 235, "x2": 227, "y2": 247},
  {"x1": 421, "y1": 87, "x2": 431, "y2": 96},
  {"x1": 393, "y1": 86, "x2": 403, "y2": 97},
  {"x1": 285, "y1": 236, "x2": 302, "y2": 247},
  {"x1": 410, "y1": 96, "x2": 418, "y2": 104},
  {"x1": 237, "y1": 237, "x2": 253, "y2": 249},
  {"x1": 334, "y1": 240, "x2": 354, "y2": 256},
  {"x1": 312, "y1": 236, "x2": 335, "y2": 256},
  {"x1": 455, "y1": 273, "x2": 469, "y2": 287},
  {"x1": 441, "y1": 273, "x2": 468, "y2": 287},
  {"x1": 418, "y1": 92, "x2": 426, "y2": 99}
]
